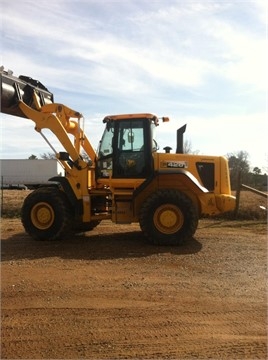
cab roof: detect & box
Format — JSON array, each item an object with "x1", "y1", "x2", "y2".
[{"x1": 103, "y1": 113, "x2": 157, "y2": 122}]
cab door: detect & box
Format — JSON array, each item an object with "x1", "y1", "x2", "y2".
[{"x1": 113, "y1": 119, "x2": 152, "y2": 178}]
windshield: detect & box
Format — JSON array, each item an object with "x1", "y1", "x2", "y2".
[
  {"x1": 117, "y1": 119, "x2": 144, "y2": 151},
  {"x1": 97, "y1": 118, "x2": 159, "y2": 157}
]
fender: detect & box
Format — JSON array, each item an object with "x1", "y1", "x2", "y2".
[
  {"x1": 48, "y1": 176, "x2": 83, "y2": 216},
  {"x1": 133, "y1": 169, "x2": 208, "y2": 199}
]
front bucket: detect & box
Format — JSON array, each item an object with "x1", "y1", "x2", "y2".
[{"x1": 0, "y1": 67, "x2": 54, "y2": 118}]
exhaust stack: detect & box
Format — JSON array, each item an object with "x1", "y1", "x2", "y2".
[{"x1": 176, "y1": 124, "x2": 187, "y2": 154}]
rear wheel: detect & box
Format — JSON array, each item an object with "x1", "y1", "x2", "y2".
[
  {"x1": 21, "y1": 187, "x2": 72, "y2": 240},
  {"x1": 139, "y1": 189, "x2": 198, "y2": 245}
]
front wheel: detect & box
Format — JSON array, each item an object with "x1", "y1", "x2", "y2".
[
  {"x1": 21, "y1": 187, "x2": 72, "y2": 241},
  {"x1": 139, "y1": 189, "x2": 198, "y2": 245}
]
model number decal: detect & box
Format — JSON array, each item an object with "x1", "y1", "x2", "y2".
[{"x1": 161, "y1": 161, "x2": 188, "y2": 169}]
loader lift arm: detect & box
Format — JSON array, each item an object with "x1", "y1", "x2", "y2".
[{"x1": 18, "y1": 96, "x2": 97, "y2": 168}]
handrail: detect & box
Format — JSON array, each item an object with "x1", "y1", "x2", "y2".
[{"x1": 241, "y1": 184, "x2": 268, "y2": 198}]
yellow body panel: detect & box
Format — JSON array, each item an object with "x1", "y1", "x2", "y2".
[{"x1": 93, "y1": 152, "x2": 235, "y2": 222}]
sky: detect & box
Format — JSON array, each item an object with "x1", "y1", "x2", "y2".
[{"x1": 0, "y1": 0, "x2": 267, "y2": 172}]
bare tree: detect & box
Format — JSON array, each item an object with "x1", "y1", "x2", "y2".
[
  {"x1": 40, "y1": 152, "x2": 56, "y2": 159},
  {"x1": 183, "y1": 139, "x2": 199, "y2": 154},
  {"x1": 227, "y1": 151, "x2": 250, "y2": 189}
]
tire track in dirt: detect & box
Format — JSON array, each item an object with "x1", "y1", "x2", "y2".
[
  {"x1": 1, "y1": 219, "x2": 267, "y2": 359},
  {"x1": 2, "y1": 302, "x2": 267, "y2": 359}
]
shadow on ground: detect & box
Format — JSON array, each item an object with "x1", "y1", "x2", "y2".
[{"x1": 1, "y1": 228, "x2": 202, "y2": 262}]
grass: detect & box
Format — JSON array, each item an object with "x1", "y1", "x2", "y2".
[
  {"x1": 0, "y1": 189, "x2": 30, "y2": 218},
  {"x1": 232, "y1": 190, "x2": 267, "y2": 220},
  {"x1": 0, "y1": 189, "x2": 267, "y2": 221}
]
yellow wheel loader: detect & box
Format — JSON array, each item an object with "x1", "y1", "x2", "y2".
[{"x1": 0, "y1": 67, "x2": 236, "y2": 245}]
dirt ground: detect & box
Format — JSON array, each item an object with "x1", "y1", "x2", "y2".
[{"x1": 1, "y1": 217, "x2": 267, "y2": 359}]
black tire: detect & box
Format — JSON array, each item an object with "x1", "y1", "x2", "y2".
[
  {"x1": 21, "y1": 187, "x2": 72, "y2": 241},
  {"x1": 139, "y1": 189, "x2": 198, "y2": 246},
  {"x1": 73, "y1": 220, "x2": 101, "y2": 233}
]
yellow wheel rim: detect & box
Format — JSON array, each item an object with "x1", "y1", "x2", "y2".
[
  {"x1": 153, "y1": 204, "x2": 184, "y2": 234},
  {"x1": 31, "y1": 202, "x2": 55, "y2": 230}
]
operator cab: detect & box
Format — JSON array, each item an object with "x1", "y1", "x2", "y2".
[{"x1": 96, "y1": 114, "x2": 159, "y2": 179}]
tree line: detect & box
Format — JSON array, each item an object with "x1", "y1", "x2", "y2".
[{"x1": 227, "y1": 151, "x2": 267, "y2": 191}]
